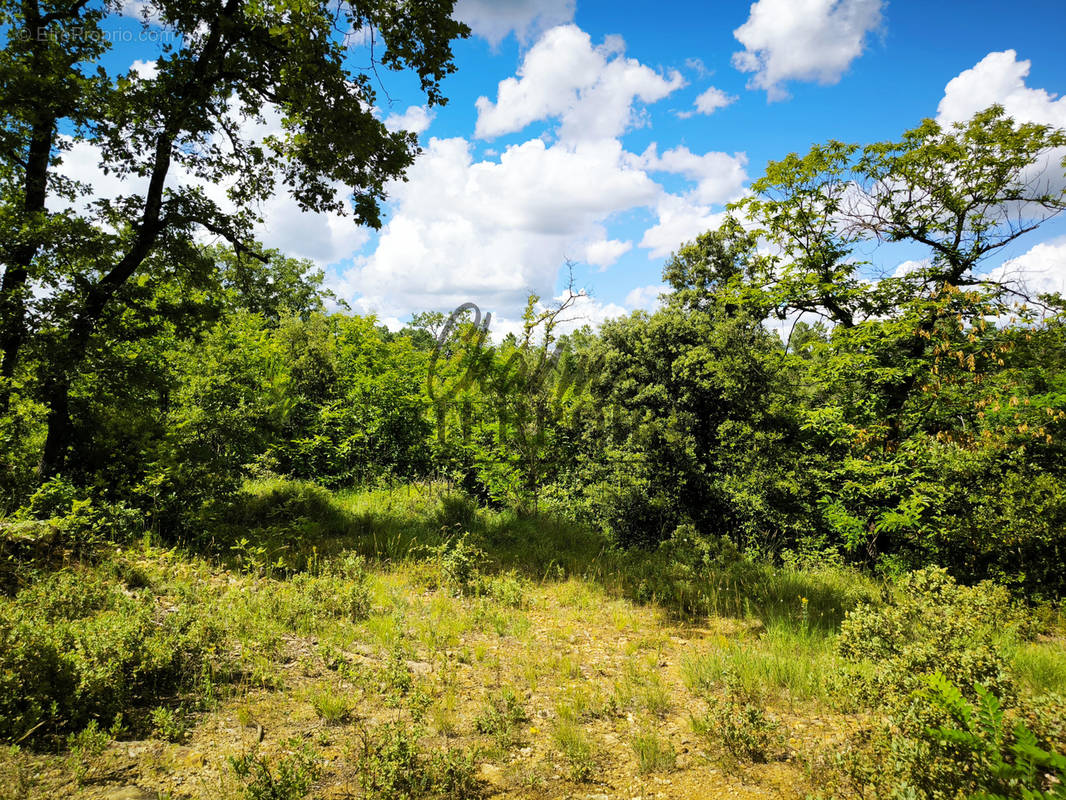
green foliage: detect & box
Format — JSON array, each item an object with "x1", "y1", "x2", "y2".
[
  {"x1": 833, "y1": 675, "x2": 1066, "y2": 800},
  {"x1": 149, "y1": 704, "x2": 192, "y2": 743},
  {"x1": 837, "y1": 567, "x2": 1020, "y2": 706},
  {"x1": 631, "y1": 729, "x2": 677, "y2": 774},
  {"x1": 355, "y1": 722, "x2": 478, "y2": 800},
  {"x1": 475, "y1": 686, "x2": 528, "y2": 749},
  {"x1": 692, "y1": 687, "x2": 784, "y2": 764},
  {"x1": 553, "y1": 719, "x2": 595, "y2": 781},
  {"x1": 64, "y1": 719, "x2": 112, "y2": 786},
  {"x1": 429, "y1": 530, "x2": 488, "y2": 596},
  {"x1": 307, "y1": 688, "x2": 352, "y2": 725},
  {"x1": 230, "y1": 740, "x2": 321, "y2": 800},
  {"x1": 0, "y1": 565, "x2": 224, "y2": 743},
  {"x1": 926, "y1": 674, "x2": 1066, "y2": 800}
]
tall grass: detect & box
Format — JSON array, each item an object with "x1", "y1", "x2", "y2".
[{"x1": 216, "y1": 478, "x2": 882, "y2": 628}]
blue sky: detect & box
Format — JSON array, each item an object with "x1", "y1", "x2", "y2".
[{"x1": 86, "y1": 0, "x2": 1066, "y2": 334}]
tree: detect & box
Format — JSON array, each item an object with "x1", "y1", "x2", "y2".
[
  {"x1": 739, "y1": 106, "x2": 1066, "y2": 324},
  {"x1": 0, "y1": 0, "x2": 468, "y2": 476},
  {"x1": 736, "y1": 106, "x2": 1066, "y2": 443}
]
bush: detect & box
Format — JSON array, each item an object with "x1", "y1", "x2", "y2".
[
  {"x1": 356, "y1": 722, "x2": 478, "y2": 799},
  {"x1": 0, "y1": 566, "x2": 223, "y2": 743},
  {"x1": 230, "y1": 739, "x2": 321, "y2": 800},
  {"x1": 828, "y1": 567, "x2": 1066, "y2": 800},
  {"x1": 836, "y1": 567, "x2": 1021, "y2": 707},
  {"x1": 9, "y1": 477, "x2": 143, "y2": 559},
  {"x1": 690, "y1": 675, "x2": 784, "y2": 763},
  {"x1": 474, "y1": 686, "x2": 528, "y2": 749},
  {"x1": 832, "y1": 676, "x2": 1066, "y2": 800}
]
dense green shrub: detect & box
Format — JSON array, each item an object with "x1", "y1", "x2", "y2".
[
  {"x1": 830, "y1": 567, "x2": 1066, "y2": 800},
  {"x1": 837, "y1": 567, "x2": 1021, "y2": 706},
  {"x1": 356, "y1": 722, "x2": 478, "y2": 799},
  {"x1": 0, "y1": 566, "x2": 224, "y2": 743}
]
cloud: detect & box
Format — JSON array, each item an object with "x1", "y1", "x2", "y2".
[
  {"x1": 383, "y1": 105, "x2": 435, "y2": 135},
  {"x1": 454, "y1": 0, "x2": 575, "y2": 46},
  {"x1": 983, "y1": 237, "x2": 1066, "y2": 300},
  {"x1": 937, "y1": 50, "x2": 1066, "y2": 128},
  {"x1": 936, "y1": 50, "x2": 1066, "y2": 210},
  {"x1": 634, "y1": 144, "x2": 748, "y2": 205},
  {"x1": 732, "y1": 0, "x2": 883, "y2": 101},
  {"x1": 474, "y1": 24, "x2": 685, "y2": 143},
  {"x1": 639, "y1": 194, "x2": 727, "y2": 259},
  {"x1": 692, "y1": 85, "x2": 737, "y2": 116},
  {"x1": 129, "y1": 59, "x2": 158, "y2": 79},
  {"x1": 584, "y1": 238, "x2": 633, "y2": 269},
  {"x1": 332, "y1": 135, "x2": 661, "y2": 319},
  {"x1": 624, "y1": 283, "x2": 668, "y2": 311}
]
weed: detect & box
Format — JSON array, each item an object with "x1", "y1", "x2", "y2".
[
  {"x1": 307, "y1": 687, "x2": 352, "y2": 724},
  {"x1": 65, "y1": 720, "x2": 111, "y2": 786},
  {"x1": 150, "y1": 704, "x2": 192, "y2": 742},
  {"x1": 475, "y1": 686, "x2": 528, "y2": 749},
  {"x1": 229, "y1": 739, "x2": 320, "y2": 800},
  {"x1": 356, "y1": 722, "x2": 478, "y2": 799},
  {"x1": 631, "y1": 729, "x2": 676, "y2": 774},
  {"x1": 692, "y1": 693, "x2": 784, "y2": 763},
  {"x1": 0, "y1": 745, "x2": 34, "y2": 800},
  {"x1": 381, "y1": 646, "x2": 412, "y2": 704},
  {"x1": 553, "y1": 719, "x2": 595, "y2": 781}
]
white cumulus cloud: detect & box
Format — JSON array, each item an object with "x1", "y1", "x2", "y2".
[
  {"x1": 639, "y1": 194, "x2": 728, "y2": 259},
  {"x1": 983, "y1": 237, "x2": 1066, "y2": 300},
  {"x1": 332, "y1": 135, "x2": 661, "y2": 320},
  {"x1": 454, "y1": 0, "x2": 575, "y2": 46},
  {"x1": 732, "y1": 0, "x2": 883, "y2": 101},
  {"x1": 937, "y1": 49, "x2": 1066, "y2": 128},
  {"x1": 383, "y1": 105, "x2": 435, "y2": 135},
  {"x1": 584, "y1": 238, "x2": 633, "y2": 270},
  {"x1": 474, "y1": 24, "x2": 685, "y2": 143},
  {"x1": 692, "y1": 85, "x2": 737, "y2": 116},
  {"x1": 635, "y1": 144, "x2": 748, "y2": 205}
]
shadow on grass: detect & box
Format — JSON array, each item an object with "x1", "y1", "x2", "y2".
[{"x1": 205, "y1": 478, "x2": 883, "y2": 631}]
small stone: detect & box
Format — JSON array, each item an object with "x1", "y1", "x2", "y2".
[{"x1": 477, "y1": 763, "x2": 504, "y2": 785}]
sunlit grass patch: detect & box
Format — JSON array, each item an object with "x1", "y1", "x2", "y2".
[
  {"x1": 1012, "y1": 641, "x2": 1066, "y2": 694},
  {"x1": 681, "y1": 620, "x2": 837, "y2": 705},
  {"x1": 631, "y1": 728, "x2": 677, "y2": 774}
]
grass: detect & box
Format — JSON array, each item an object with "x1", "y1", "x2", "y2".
[
  {"x1": 680, "y1": 620, "x2": 839, "y2": 706},
  {"x1": 1, "y1": 478, "x2": 1059, "y2": 799},
  {"x1": 631, "y1": 729, "x2": 677, "y2": 774},
  {"x1": 1011, "y1": 641, "x2": 1066, "y2": 694}
]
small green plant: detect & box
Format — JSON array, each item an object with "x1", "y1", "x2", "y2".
[
  {"x1": 427, "y1": 531, "x2": 487, "y2": 595},
  {"x1": 150, "y1": 704, "x2": 192, "y2": 742},
  {"x1": 926, "y1": 672, "x2": 1066, "y2": 800},
  {"x1": 356, "y1": 722, "x2": 478, "y2": 799},
  {"x1": 475, "y1": 686, "x2": 528, "y2": 749},
  {"x1": 65, "y1": 720, "x2": 112, "y2": 786},
  {"x1": 381, "y1": 646, "x2": 412, "y2": 704},
  {"x1": 308, "y1": 687, "x2": 352, "y2": 725},
  {"x1": 484, "y1": 571, "x2": 526, "y2": 608},
  {"x1": 692, "y1": 693, "x2": 784, "y2": 763},
  {"x1": 229, "y1": 740, "x2": 321, "y2": 800},
  {"x1": 631, "y1": 729, "x2": 676, "y2": 774},
  {"x1": 553, "y1": 719, "x2": 595, "y2": 781},
  {"x1": 0, "y1": 745, "x2": 34, "y2": 800}
]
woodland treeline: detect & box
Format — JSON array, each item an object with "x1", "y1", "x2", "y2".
[{"x1": 3, "y1": 102, "x2": 1065, "y2": 596}]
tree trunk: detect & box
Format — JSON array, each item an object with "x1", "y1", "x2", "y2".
[{"x1": 0, "y1": 115, "x2": 56, "y2": 410}]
